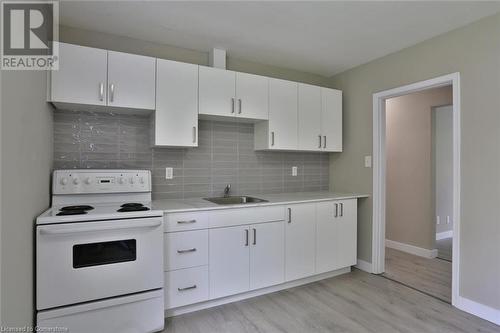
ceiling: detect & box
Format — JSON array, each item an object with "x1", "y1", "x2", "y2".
[{"x1": 59, "y1": 1, "x2": 500, "y2": 77}]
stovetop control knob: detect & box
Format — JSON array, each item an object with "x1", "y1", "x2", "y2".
[
  {"x1": 73, "y1": 178, "x2": 80, "y2": 185},
  {"x1": 118, "y1": 177, "x2": 125, "y2": 184},
  {"x1": 139, "y1": 177, "x2": 145, "y2": 184},
  {"x1": 60, "y1": 177, "x2": 68, "y2": 185},
  {"x1": 130, "y1": 177, "x2": 135, "y2": 184},
  {"x1": 84, "y1": 177, "x2": 92, "y2": 185}
]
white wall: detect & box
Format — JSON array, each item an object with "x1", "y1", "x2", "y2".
[
  {"x1": 1, "y1": 70, "x2": 53, "y2": 326},
  {"x1": 433, "y1": 105, "x2": 454, "y2": 236}
]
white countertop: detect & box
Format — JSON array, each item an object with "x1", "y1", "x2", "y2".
[{"x1": 152, "y1": 191, "x2": 369, "y2": 213}]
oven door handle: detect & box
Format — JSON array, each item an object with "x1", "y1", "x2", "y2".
[{"x1": 39, "y1": 219, "x2": 162, "y2": 235}]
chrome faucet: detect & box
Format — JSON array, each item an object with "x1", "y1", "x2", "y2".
[{"x1": 224, "y1": 184, "x2": 231, "y2": 197}]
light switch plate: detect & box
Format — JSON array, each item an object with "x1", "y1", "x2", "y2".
[
  {"x1": 292, "y1": 166, "x2": 298, "y2": 177},
  {"x1": 364, "y1": 156, "x2": 372, "y2": 168},
  {"x1": 165, "y1": 167, "x2": 173, "y2": 180}
]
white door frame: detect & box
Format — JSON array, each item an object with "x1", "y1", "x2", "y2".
[{"x1": 372, "y1": 72, "x2": 461, "y2": 306}]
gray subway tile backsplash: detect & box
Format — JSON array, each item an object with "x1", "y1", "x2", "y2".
[{"x1": 53, "y1": 110, "x2": 330, "y2": 199}]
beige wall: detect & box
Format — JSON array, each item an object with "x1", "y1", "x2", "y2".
[
  {"x1": 1, "y1": 71, "x2": 54, "y2": 326},
  {"x1": 59, "y1": 26, "x2": 329, "y2": 86},
  {"x1": 385, "y1": 86, "x2": 452, "y2": 250},
  {"x1": 329, "y1": 13, "x2": 500, "y2": 309}
]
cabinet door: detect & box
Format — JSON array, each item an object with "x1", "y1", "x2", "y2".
[
  {"x1": 269, "y1": 79, "x2": 298, "y2": 150},
  {"x1": 107, "y1": 51, "x2": 156, "y2": 110},
  {"x1": 154, "y1": 59, "x2": 198, "y2": 147},
  {"x1": 235, "y1": 72, "x2": 269, "y2": 120},
  {"x1": 249, "y1": 221, "x2": 284, "y2": 290},
  {"x1": 321, "y1": 88, "x2": 342, "y2": 152},
  {"x1": 209, "y1": 225, "x2": 249, "y2": 299},
  {"x1": 316, "y1": 201, "x2": 340, "y2": 273},
  {"x1": 336, "y1": 199, "x2": 357, "y2": 268},
  {"x1": 298, "y1": 84, "x2": 322, "y2": 151},
  {"x1": 285, "y1": 204, "x2": 316, "y2": 281},
  {"x1": 199, "y1": 66, "x2": 236, "y2": 117},
  {"x1": 50, "y1": 43, "x2": 107, "y2": 105}
]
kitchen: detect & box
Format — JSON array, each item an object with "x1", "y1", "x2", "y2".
[{"x1": 1, "y1": 2, "x2": 500, "y2": 333}]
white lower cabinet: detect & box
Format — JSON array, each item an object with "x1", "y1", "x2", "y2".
[
  {"x1": 316, "y1": 200, "x2": 357, "y2": 273},
  {"x1": 249, "y1": 221, "x2": 285, "y2": 290},
  {"x1": 164, "y1": 230, "x2": 208, "y2": 271},
  {"x1": 209, "y1": 225, "x2": 250, "y2": 299},
  {"x1": 164, "y1": 266, "x2": 209, "y2": 309},
  {"x1": 284, "y1": 204, "x2": 316, "y2": 281}
]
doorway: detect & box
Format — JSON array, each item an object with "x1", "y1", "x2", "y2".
[{"x1": 371, "y1": 73, "x2": 461, "y2": 306}]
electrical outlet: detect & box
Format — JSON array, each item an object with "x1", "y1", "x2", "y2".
[
  {"x1": 165, "y1": 167, "x2": 173, "y2": 180},
  {"x1": 292, "y1": 166, "x2": 298, "y2": 177},
  {"x1": 364, "y1": 156, "x2": 372, "y2": 168}
]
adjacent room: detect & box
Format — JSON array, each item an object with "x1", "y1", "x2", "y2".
[{"x1": 1, "y1": 1, "x2": 499, "y2": 332}]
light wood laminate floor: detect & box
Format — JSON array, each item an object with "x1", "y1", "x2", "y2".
[
  {"x1": 383, "y1": 247, "x2": 451, "y2": 302},
  {"x1": 436, "y1": 237, "x2": 453, "y2": 261},
  {"x1": 162, "y1": 268, "x2": 499, "y2": 333}
]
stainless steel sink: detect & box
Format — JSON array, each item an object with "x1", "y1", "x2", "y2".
[{"x1": 204, "y1": 196, "x2": 268, "y2": 205}]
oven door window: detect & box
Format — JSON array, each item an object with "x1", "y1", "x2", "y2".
[{"x1": 73, "y1": 239, "x2": 136, "y2": 268}]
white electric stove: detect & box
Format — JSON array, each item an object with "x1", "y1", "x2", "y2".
[{"x1": 36, "y1": 170, "x2": 165, "y2": 333}]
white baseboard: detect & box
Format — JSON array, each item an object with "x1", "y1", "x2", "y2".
[
  {"x1": 436, "y1": 230, "x2": 453, "y2": 240},
  {"x1": 355, "y1": 259, "x2": 373, "y2": 273},
  {"x1": 165, "y1": 267, "x2": 351, "y2": 317},
  {"x1": 386, "y1": 239, "x2": 438, "y2": 258},
  {"x1": 455, "y1": 295, "x2": 500, "y2": 326}
]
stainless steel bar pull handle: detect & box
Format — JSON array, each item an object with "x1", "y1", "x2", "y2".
[
  {"x1": 99, "y1": 82, "x2": 104, "y2": 101},
  {"x1": 193, "y1": 126, "x2": 197, "y2": 143},
  {"x1": 178, "y1": 285, "x2": 197, "y2": 291},
  {"x1": 109, "y1": 83, "x2": 115, "y2": 102},
  {"x1": 253, "y1": 228, "x2": 257, "y2": 245},
  {"x1": 323, "y1": 136, "x2": 326, "y2": 148},
  {"x1": 288, "y1": 208, "x2": 292, "y2": 223},
  {"x1": 271, "y1": 132, "x2": 275, "y2": 146},
  {"x1": 319, "y1": 135, "x2": 322, "y2": 148},
  {"x1": 177, "y1": 219, "x2": 196, "y2": 224},
  {"x1": 245, "y1": 229, "x2": 249, "y2": 246},
  {"x1": 177, "y1": 248, "x2": 197, "y2": 254},
  {"x1": 340, "y1": 203, "x2": 344, "y2": 217},
  {"x1": 238, "y1": 99, "x2": 242, "y2": 114},
  {"x1": 231, "y1": 98, "x2": 235, "y2": 113},
  {"x1": 334, "y1": 203, "x2": 338, "y2": 217}
]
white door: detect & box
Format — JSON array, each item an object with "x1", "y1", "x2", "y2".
[
  {"x1": 154, "y1": 59, "x2": 198, "y2": 147},
  {"x1": 50, "y1": 43, "x2": 107, "y2": 105},
  {"x1": 107, "y1": 51, "x2": 156, "y2": 110},
  {"x1": 269, "y1": 78, "x2": 298, "y2": 150},
  {"x1": 285, "y1": 204, "x2": 316, "y2": 281},
  {"x1": 321, "y1": 88, "x2": 342, "y2": 152},
  {"x1": 336, "y1": 199, "x2": 357, "y2": 268},
  {"x1": 199, "y1": 66, "x2": 236, "y2": 117},
  {"x1": 249, "y1": 221, "x2": 284, "y2": 290},
  {"x1": 298, "y1": 84, "x2": 322, "y2": 151},
  {"x1": 209, "y1": 225, "x2": 250, "y2": 299},
  {"x1": 235, "y1": 72, "x2": 269, "y2": 120},
  {"x1": 316, "y1": 201, "x2": 340, "y2": 273}
]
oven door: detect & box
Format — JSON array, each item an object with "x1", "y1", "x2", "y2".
[{"x1": 36, "y1": 217, "x2": 163, "y2": 310}]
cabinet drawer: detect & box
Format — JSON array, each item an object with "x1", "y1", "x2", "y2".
[
  {"x1": 164, "y1": 230, "x2": 208, "y2": 271},
  {"x1": 164, "y1": 266, "x2": 209, "y2": 309},
  {"x1": 164, "y1": 211, "x2": 209, "y2": 232},
  {"x1": 209, "y1": 206, "x2": 285, "y2": 228}
]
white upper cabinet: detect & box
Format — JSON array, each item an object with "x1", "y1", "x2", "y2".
[
  {"x1": 255, "y1": 78, "x2": 298, "y2": 150},
  {"x1": 321, "y1": 88, "x2": 343, "y2": 152},
  {"x1": 50, "y1": 43, "x2": 108, "y2": 106},
  {"x1": 235, "y1": 72, "x2": 269, "y2": 120},
  {"x1": 107, "y1": 51, "x2": 156, "y2": 110},
  {"x1": 298, "y1": 84, "x2": 322, "y2": 151},
  {"x1": 153, "y1": 59, "x2": 198, "y2": 147},
  {"x1": 198, "y1": 66, "x2": 236, "y2": 117},
  {"x1": 285, "y1": 203, "x2": 316, "y2": 281},
  {"x1": 49, "y1": 43, "x2": 155, "y2": 112}
]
